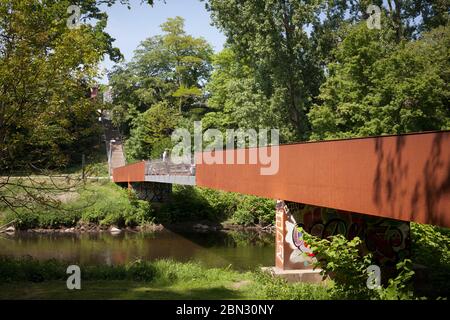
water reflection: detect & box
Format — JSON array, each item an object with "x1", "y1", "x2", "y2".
[{"x1": 0, "y1": 230, "x2": 274, "y2": 270}]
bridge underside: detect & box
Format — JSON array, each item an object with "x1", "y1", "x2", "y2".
[{"x1": 275, "y1": 200, "x2": 410, "y2": 273}]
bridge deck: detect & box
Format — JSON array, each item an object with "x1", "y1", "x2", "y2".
[
  {"x1": 112, "y1": 131, "x2": 450, "y2": 228},
  {"x1": 113, "y1": 160, "x2": 196, "y2": 186}
]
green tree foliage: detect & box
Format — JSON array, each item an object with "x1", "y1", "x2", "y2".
[
  {"x1": 204, "y1": 0, "x2": 327, "y2": 140},
  {"x1": 203, "y1": 0, "x2": 449, "y2": 141},
  {"x1": 0, "y1": 0, "x2": 156, "y2": 171},
  {"x1": 0, "y1": 0, "x2": 155, "y2": 212},
  {"x1": 203, "y1": 48, "x2": 290, "y2": 138},
  {"x1": 109, "y1": 17, "x2": 213, "y2": 160},
  {"x1": 125, "y1": 101, "x2": 180, "y2": 161},
  {"x1": 109, "y1": 17, "x2": 213, "y2": 131},
  {"x1": 308, "y1": 24, "x2": 450, "y2": 140}
]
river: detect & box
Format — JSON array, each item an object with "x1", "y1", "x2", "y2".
[{"x1": 0, "y1": 229, "x2": 275, "y2": 271}]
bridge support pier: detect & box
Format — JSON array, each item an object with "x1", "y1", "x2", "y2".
[
  {"x1": 275, "y1": 200, "x2": 411, "y2": 273},
  {"x1": 129, "y1": 181, "x2": 172, "y2": 203}
]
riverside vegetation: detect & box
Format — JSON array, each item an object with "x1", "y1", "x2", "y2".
[
  {"x1": 0, "y1": 181, "x2": 275, "y2": 230},
  {"x1": 0, "y1": 217, "x2": 448, "y2": 299},
  {"x1": 1, "y1": 224, "x2": 448, "y2": 301},
  {"x1": 1, "y1": 0, "x2": 449, "y2": 300}
]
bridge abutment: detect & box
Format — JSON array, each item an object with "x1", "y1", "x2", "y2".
[
  {"x1": 129, "y1": 181, "x2": 172, "y2": 203},
  {"x1": 275, "y1": 200, "x2": 411, "y2": 273}
]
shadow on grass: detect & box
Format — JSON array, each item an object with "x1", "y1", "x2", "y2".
[{"x1": 0, "y1": 281, "x2": 247, "y2": 300}]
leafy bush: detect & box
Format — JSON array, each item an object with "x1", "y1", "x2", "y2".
[
  {"x1": 232, "y1": 196, "x2": 274, "y2": 226},
  {"x1": 158, "y1": 185, "x2": 214, "y2": 222},
  {"x1": 4, "y1": 182, "x2": 155, "y2": 229},
  {"x1": 159, "y1": 186, "x2": 275, "y2": 225},
  {"x1": 125, "y1": 259, "x2": 157, "y2": 282},
  {"x1": 377, "y1": 259, "x2": 415, "y2": 300},
  {"x1": 302, "y1": 231, "x2": 375, "y2": 299},
  {"x1": 410, "y1": 223, "x2": 450, "y2": 297},
  {"x1": 302, "y1": 230, "x2": 416, "y2": 300}
]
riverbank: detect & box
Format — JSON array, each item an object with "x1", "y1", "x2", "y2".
[
  {"x1": 0, "y1": 257, "x2": 329, "y2": 300},
  {"x1": 0, "y1": 220, "x2": 275, "y2": 235},
  {"x1": 0, "y1": 180, "x2": 275, "y2": 232}
]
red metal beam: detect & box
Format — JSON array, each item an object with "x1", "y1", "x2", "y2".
[
  {"x1": 113, "y1": 161, "x2": 146, "y2": 183},
  {"x1": 196, "y1": 131, "x2": 450, "y2": 228}
]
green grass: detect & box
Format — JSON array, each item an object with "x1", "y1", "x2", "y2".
[
  {"x1": 0, "y1": 280, "x2": 250, "y2": 300},
  {"x1": 0, "y1": 257, "x2": 330, "y2": 300}
]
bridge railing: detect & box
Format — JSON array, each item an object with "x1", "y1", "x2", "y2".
[{"x1": 144, "y1": 160, "x2": 195, "y2": 176}]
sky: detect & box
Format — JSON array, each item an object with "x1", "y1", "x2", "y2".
[{"x1": 99, "y1": 0, "x2": 226, "y2": 83}]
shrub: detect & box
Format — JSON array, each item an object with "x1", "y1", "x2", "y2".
[
  {"x1": 159, "y1": 186, "x2": 275, "y2": 226},
  {"x1": 126, "y1": 259, "x2": 156, "y2": 282},
  {"x1": 302, "y1": 230, "x2": 416, "y2": 300},
  {"x1": 232, "y1": 196, "x2": 274, "y2": 226},
  {"x1": 410, "y1": 223, "x2": 450, "y2": 297},
  {"x1": 4, "y1": 182, "x2": 155, "y2": 229},
  {"x1": 74, "y1": 183, "x2": 155, "y2": 227},
  {"x1": 377, "y1": 259, "x2": 415, "y2": 300}
]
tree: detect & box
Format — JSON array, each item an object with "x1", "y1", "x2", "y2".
[
  {"x1": 203, "y1": 0, "x2": 449, "y2": 141},
  {"x1": 109, "y1": 16, "x2": 213, "y2": 132},
  {"x1": 308, "y1": 24, "x2": 450, "y2": 140},
  {"x1": 204, "y1": 0, "x2": 326, "y2": 140},
  {"x1": 0, "y1": 0, "x2": 154, "y2": 210},
  {"x1": 203, "y1": 47, "x2": 295, "y2": 140},
  {"x1": 125, "y1": 101, "x2": 180, "y2": 161}
]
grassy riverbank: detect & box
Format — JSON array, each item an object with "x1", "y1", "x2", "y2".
[
  {"x1": 0, "y1": 258, "x2": 329, "y2": 300},
  {"x1": 0, "y1": 180, "x2": 275, "y2": 230}
]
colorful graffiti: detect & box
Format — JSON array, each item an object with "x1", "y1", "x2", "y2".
[
  {"x1": 275, "y1": 201, "x2": 316, "y2": 269},
  {"x1": 285, "y1": 202, "x2": 411, "y2": 266}
]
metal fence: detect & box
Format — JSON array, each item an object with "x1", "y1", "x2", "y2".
[{"x1": 144, "y1": 160, "x2": 195, "y2": 176}]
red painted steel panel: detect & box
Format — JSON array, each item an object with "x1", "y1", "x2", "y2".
[
  {"x1": 196, "y1": 131, "x2": 450, "y2": 228},
  {"x1": 113, "y1": 161, "x2": 146, "y2": 183}
]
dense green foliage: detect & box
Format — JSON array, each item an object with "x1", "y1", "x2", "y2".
[
  {"x1": 301, "y1": 223, "x2": 450, "y2": 299},
  {"x1": 109, "y1": 17, "x2": 213, "y2": 161},
  {"x1": 0, "y1": 183, "x2": 274, "y2": 228},
  {"x1": 0, "y1": 0, "x2": 156, "y2": 212},
  {"x1": 1, "y1": 0, "x2": 449, "y2": 301},
  {"x1": 202, "y1": 0, "x2": 449, "y2": 142},
  {"x1": 0, "y1": 0, "x2": 154, "y2": 171},
  {"x1": 1, "y1": 182, "x2": 154, "y2": 229},
  {"x1": 302, "y1": 232, "x2": 416, "y2": 299},
  {"x1": 158, "y1": 185, "x2": 275, "y2": 226},
  {"x1": 410, "y1": 222, "x2": 450, "y2": 297},
  {"x1": 125, "y1": 101, "x2": 180, "y2": 161},
  {"x1": 308, "y1": 24, "x2": 450, "y2": 139}
]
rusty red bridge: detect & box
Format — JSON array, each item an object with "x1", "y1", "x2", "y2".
[{"x1": 112, "y1": 131, "x2": 450, "y2": 275}]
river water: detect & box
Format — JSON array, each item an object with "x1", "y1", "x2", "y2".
[{"x1": 0, "y1": 230, "x2": 275, "y2": 271}]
